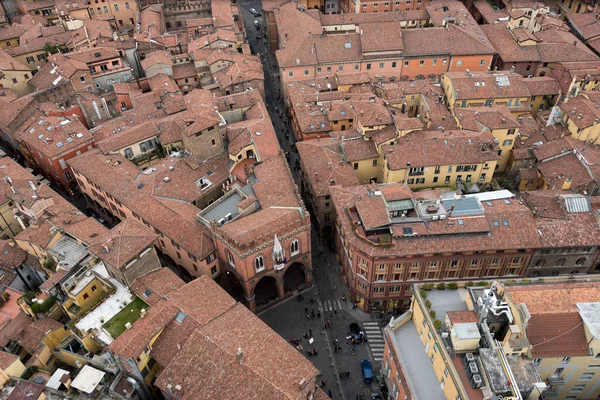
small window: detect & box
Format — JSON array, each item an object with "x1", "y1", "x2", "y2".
[
  {"x1": 175, "y1": 311, "x2": 186, "y2": 323},
  {"x1": 83, "y1": 293, "x2": 89, "y2": 300},
  {"x1": 91, "y1": 285, "x2": 97, "y2": 292},
  {"x1": 125, "y1": 1, "x2": 130, "y2": 8},
  {"x1": 255, "y1": 256, "x2": 265, "y2": 272},
  {"x1": 114, "y1": 3, "x2": 118, "y2": 10},
  {"x1": 291, "y1": 239, "x2": 299, "y2": 256}
]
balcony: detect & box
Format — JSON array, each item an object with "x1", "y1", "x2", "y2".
[
  {"x1": 547, "y1": 375, "x2": 566, "y2": 385},
  {"x1": 542, "y1": 387, "x2": 558, "y2": 398},
  {"x1": 408, "y1": 170, "x2": 425, "y2": 176}
]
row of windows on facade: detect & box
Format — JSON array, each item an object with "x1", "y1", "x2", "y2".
[
  {"x1": 293, "y1": 58, "x2": 488, "y2": 77},
  {"x1": 358, "y1": 257, "x2": 526, "y2": 277},
  {"x1": 404, "y1": 173, "x2": 487, "y2": 185},
  {"x1": 227, "y1": 240, "x2": 300, "y2": 272},
  {"x1": 362, "y1": 0, "x2": 424, "y2": 7},
  {"x1": 89, "y1": 2, "x2": 130, "y2": 14}
]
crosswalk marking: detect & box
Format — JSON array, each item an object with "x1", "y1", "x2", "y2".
[
  {"x1": 362, "y1": 321, "x2": 385, "y2": 362},
  {"x1": 321, "y1": 299, "x2": 343, "y2": 312}
]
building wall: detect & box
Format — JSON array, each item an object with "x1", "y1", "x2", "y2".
[
  {"x1": 89, "y1": 0, "x2": 136, "y2": 29},
  {"x1": 65, "y1": 275, "x2": 110, "y2": 309},
  {"x1": 525, "y1": 246, "x2": 600, "y2": 278},
  {"x1": 0, "y1": 201, "x2": 22, "y2": 239},
  {"x1": 335, "y1": 219, "x2": 532, "y2": 311},
  {"x1": 14, "y1": 50, "x2": 52, "y2": 72},
  {"x1": 72, "y1": 168, "x2": 219, "y2": 279},
  {"x1": 0, "y1": 37, "x2": 19, "y2": 49},
  {"x1": 349, "y1": 0, "x2": 433, "y2": 13},
  {"x1": 381, "y1": 160, "x2": 497, "y2": 188},
  {"x1": 0, "y1": 358, "x2": 26, "y2": 387},
  {"x1": 564, "y1": 114, "x2": 600, "y2": 144},
  {"x1": 115, "y1": 135, "x2": 160, "y2": 160},
  {"x1": 0, "y1": 69, "x2": 34, "y2": 96},
  {"x1": 214, "y1": 223, "x2": 312, "y2": 311},
  {"x1": 280, "y1": 54, "x2": 494, "y2": 95},
  {"x1": 382, "y1": 320, "x2": 412, "y2": 399},
  {"x1": 144, "y1": 63, "x2": 172, "y2": 79},
  {"x1": 352, "y1": 157, "x2": 379, "y2": 184},
  {"x1": 180, "y1": 124, "x2": 223, "y2": 161},
  {"x1": 24, "y1": 140, "x2": 94, "y2": 190}
]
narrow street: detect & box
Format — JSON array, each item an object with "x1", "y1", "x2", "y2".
[{"x1": 238, "y1": 1, "x2": 389, "y2": 399}]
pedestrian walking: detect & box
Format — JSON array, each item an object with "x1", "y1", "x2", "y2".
[
  {"x1": 334, "y1": 310, "x2": 337, "y2": 316},
  {"x1": 304, "y1": 307, "x2": 308, "y2": 313},
  {"x1": 311, "y1": 310, "x2": 315, "y2": 318},
  {"x1": 309, "y1": 329, "x2": 312, "y2": 336},
  {"x1": 328, "y1": 390, "x2": 332, "y2": 398}
]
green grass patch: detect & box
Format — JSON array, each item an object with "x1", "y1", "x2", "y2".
[{"x1": 103, "y1": 297, "x2": 148, "y2": 338}]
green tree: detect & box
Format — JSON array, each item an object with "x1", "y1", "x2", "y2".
[{"x1": 43, "y1": 43, "x2": 60, "y2": 55}]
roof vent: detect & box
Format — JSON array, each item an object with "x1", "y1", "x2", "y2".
[
  {"x1": 163, "y1": 177, "x2": 171, "y2": 182},
  {"x1": 94, "y1": 52, "x2": 101, "y2": 57}
]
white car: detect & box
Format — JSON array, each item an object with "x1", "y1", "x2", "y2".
[
  {"x1": 250, "y1": 8, "x2": 257, "y2": 14},
  {"x1": 254, "y1": 20, "x2": 260, "y2": 27}
]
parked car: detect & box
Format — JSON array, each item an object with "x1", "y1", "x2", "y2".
[
  {"x1": 371, "y1": 393, "x2": 383, "y2": 400},
  {"x1": 250, "y1": 8, "x2": 256, "y2": 13},
  {"x1": 361, "y1": 359, "x2": 373, "y2": 384}
]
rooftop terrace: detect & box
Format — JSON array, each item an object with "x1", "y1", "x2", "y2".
[
  {"x1": 391, "y1": 318, "x2": 445, "y2": 400},
  {"x1": 75, "y1": 263, "x2": 133, "y2": 345}
]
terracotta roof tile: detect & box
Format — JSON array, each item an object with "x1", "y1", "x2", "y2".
[
  {"x1": 506, "y1": 284, "x2": 600, "y2": 357},
  {"x1": 447, "y1": 311, "x2": 478, "y2": 324},
  {"x1": 297, "y1": 138, "x2": 360, "y2": 198},
  {"x1": 343, "y1": 139, "x2": 379, "y2": 162},
  {"x1": 88, "y1": 219, "x2": 157, "y2": 269},
  {"x1": 0, "y1": 350, "x2": 18, "y2": 369},
  {"x1": 97, "y1": 121, "x2": 160, "y2": 153},
  {"x1": 19, "y1": 317, "x2": 63, "y2": 353},
  {"x1": 0, "y1": 313, "x2": 31, "y2": 347},
  {"x1": 130, "y1": 268, "x2": 185, "y2": 306},
  {"x1": 383, "y1": 130, "x2": 499, "y2": 170},
  {"x1": 141, "y1": 50, "x2": 172, "y2": 71}
]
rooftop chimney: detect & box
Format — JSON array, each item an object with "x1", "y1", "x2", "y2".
[{"x1": 236, "y1": 348, "x2": 244, "y2": 364}]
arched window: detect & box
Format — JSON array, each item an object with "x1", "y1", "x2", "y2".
[
  {"x1": 555, "y1": 258, "x2": 566, "y2": 267},
  {"x1": 576, "y1": 257, "x2": 586, "y2": 266},
  {"x1": 255, "y1": 256, "x2": 265, "y2": 272},
  {"x1": 228, "y1": 252, "x2": 235, "y2": 267},
  {"x1": 290, "y1": 239, "x2": 299, "y2": 256}
]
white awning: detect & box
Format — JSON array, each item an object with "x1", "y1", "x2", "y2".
[{"x1": 71, "y1": 365, "x2": 105, "y2": 394}]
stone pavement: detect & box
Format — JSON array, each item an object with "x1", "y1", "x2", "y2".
[{"x1": 259, "y1": 286, "x2": 383, "y2": 400}]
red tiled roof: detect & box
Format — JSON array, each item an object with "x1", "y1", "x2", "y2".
[
  {"x1": 0, "y1": 350, "x2": 18, "y2": 370},
  {"x1": 506, "y1": 284, "x2": 600, "y2": 355},
  {"x1": 130, "y1": 268, "x2": 185, "y2": 306},
  {"x1": 296, "y1": 138, "x2": 360, "y2": 198},
  {"x1": 87, "y1": 219, "x2": 158, "y2": 269},
  {"x1": 19, "y1": 317, "x2": 63, "y2": 353},
  {"x1": 447, "y1": 311, "x2": 478, "y2": 324}
]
